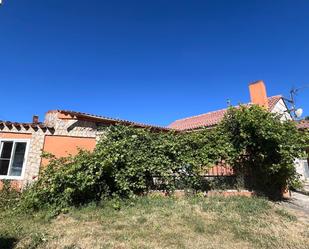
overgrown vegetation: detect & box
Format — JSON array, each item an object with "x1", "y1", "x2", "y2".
[
  {"x1": 0, "y1": 180, "x2": 21, "y2": 211},
  {"x1": 219, "y1": 105, "x2": 305, "y2": 196},
  {"x1": 1, "y1": 196, "x2": 308, "y2": 249},
  {"x1": 0, "y1": 105, "x2": 307, "y2": 248},
  {"x1": 17, "y1": 105, "x2": 305, "y2": 210}
]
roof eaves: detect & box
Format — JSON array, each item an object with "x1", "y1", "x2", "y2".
[
  {"x1": 55, "y1": 110, "x2": 171, "y2": 131},
  {"x1": 0, "y1": 121, "x2": 54, "y2": 131}
]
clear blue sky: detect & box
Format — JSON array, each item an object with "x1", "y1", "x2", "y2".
[{"x1": 0, "y1": 0, "x2": 308, "y2": 126}]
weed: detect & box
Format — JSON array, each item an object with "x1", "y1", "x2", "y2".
[{"x1": 0, "y1": 196, "x2": 308, "y2": 249}]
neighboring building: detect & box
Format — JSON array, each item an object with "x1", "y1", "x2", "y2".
[
  {"x1": 0, "y1": 80, "x2": 306, "y2": 189},
  {"x1": 297, "y1": 120, "x2": 309, "y2": 130}
]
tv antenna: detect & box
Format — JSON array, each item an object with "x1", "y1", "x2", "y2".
[{"x1": 284, "y1": 85, "x2": 309, "y2": 119}]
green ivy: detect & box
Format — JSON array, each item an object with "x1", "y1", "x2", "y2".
[
  {"x1": 219, "y1": 105, "x2": 306, "y2": 197},
  {"x1": 19, "y1": 105, "x2": 305, "y2": 209},
  {"x1": 21, "y1": 125, "x2": 225, "y2": 210}
]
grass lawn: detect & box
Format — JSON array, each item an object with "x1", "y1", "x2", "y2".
[{"x1": 1, "y1": 196, "x2": 309, "y2": 249}]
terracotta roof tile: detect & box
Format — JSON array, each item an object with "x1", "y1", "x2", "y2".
[
  {"x1": 52, "y1": 110, "x2": 171, "y2": 131},
  {"x1": 0, "y1": 121, "x2": 53, "y2": 130},
  {"x1": 296, "y1": 120, "x2": 309, "y2": 130},
  {"x1": 168, "y1": 95, "x2": 283, "y2": 131}
]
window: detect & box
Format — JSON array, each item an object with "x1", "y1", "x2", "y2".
[{"x1": 0, "y1": 140, "x2": 29, "y2": 179}]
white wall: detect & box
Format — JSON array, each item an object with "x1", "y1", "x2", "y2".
[
  {"x1": 295, "y1": 158, "x2": 309, "y2": 181},
  {"x1": 271, "y1": 99, "x2": 292, "y2": 121},
  {"x1": 271, "y1": 99, "x2": 309, "y2": 182}
]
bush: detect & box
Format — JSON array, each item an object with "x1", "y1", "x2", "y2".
[
  {"x1": 0, "y1": 180, "x2": 21, "y2": 210},
  {"x1": 92, "y1": 125, "x2": 207, "y2": 195},
  {"x1": 219, "y1": 105, "x2": 306, "y2": 197},
  {"x1": 21, "y1": 125, "x2": 221, "y2": 210},
  {"x1": 18, "y1": 106, "x2": 305, "y2": 209},
  {"x1": 21, "y1": 150, "x2": 110, "y2": 210}
]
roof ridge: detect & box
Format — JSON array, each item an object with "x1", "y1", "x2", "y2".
[
  {"x1": 170, "y1": 107, "x2": 228, "y2": 124},
  {"x1": 169, "y1": 95, "x2": 283, "y2": 124}
]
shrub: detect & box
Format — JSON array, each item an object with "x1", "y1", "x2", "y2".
[
  {"x1": 0, "y1": 180, "x2": 21, "y2": 210},
  {"x1": 219, "y1": 105, "x2": 306, "y2": 197},
  {"x1": 19, "y1": 106, "x2": 305, "y2": 209},
  {"x1": 21, "y1": 125, "x2": 221, "y2": 209},
  {"x1": 93, "y1": 125, "x2": 208, "y2": 195},
  {"x1": 21, "y1": 150, "x2": 110, "y2": 210}
]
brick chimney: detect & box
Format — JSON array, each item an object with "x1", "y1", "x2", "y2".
[
  {"x1": 32, "y1": 115, "x2": 39, "y2": 124},
  {"x1": 249, "y1": 80, "x2": 269, "y2": 109}
]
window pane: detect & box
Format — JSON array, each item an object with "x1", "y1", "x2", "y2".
[
  {"x1": 0, "y1": 142, "x2": 13, "y2": 159},
  {"x1": 9, "y1": 143, "x2": 27, "y2": 176},
  {"x1": 0, "y1": 159, "x2": 10, "y2": 175}
]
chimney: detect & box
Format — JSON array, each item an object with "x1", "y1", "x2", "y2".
[
  {"x1": 249, "y1": 80, "x2": 269, "y2": 109},
  {"x1": 32, "y1": 115, "x2": 39, "y2": 124}
]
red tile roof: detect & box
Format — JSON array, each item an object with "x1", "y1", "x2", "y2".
[
  {"x1": 296, "y1": 120, "x2": 309, "y2": 130},
  {"x1": 168, "y1": 95, "x2": 283, "y2": 131}
]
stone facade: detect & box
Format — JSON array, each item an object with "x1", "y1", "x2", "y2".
[
  {"x1": 0, "y1": 111, "x2": 106, "y2": 189},
  {"x1": 45, "y1": 112, "x2": 97, "y2": 138},
  {"x1": 23, "y1": 130, "x2": 47, "y2": 186}
]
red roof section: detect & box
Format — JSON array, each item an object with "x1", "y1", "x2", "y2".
[
  {"x1": 296, "y1": 120, "x2": 309, "y2": 130},
  {"x1": 168, "y1": 95, "x2": 283, "y2": 131}
]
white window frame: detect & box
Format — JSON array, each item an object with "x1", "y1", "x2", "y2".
[{"x1": 0, "y1": 139, "x2": 30, "y2": 180}]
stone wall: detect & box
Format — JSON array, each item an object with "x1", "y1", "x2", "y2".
[
  {"x1": 1, "y1": 112, "x2": 103, "y2": 188},
  {"x1": 45, "y1": 112, "x2": 97, "y2": 138},
  {"x1": 23, "y1": 129, "x2": 47, "y2": 186}
]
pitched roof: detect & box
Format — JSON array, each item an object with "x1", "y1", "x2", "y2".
[
  {"x1": 49, "y1": 110, "x2": 171, "y2": 131},
  {"x1": 296, "y1": 120, "x2": 309, "y2": 130},
  {"x1": 168, "y1": 95, "x2": 283, "y2": 131}
]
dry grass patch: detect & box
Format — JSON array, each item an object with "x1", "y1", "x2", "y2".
[{"x1": 1, "y1": 196, "x2": 309, "y2": 249}]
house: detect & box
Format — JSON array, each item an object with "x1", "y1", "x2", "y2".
[
  {"x1": 168, "y1": 80, "x2": 292, "y2": 131},
  {"x1": 0, "y1": 110, "x2": 168, "y2": 190},
  {"x1": 0, "y1": 80, "x2": 306, "y2": 190},
  {"x1": 168, "y1": 80, "x2": 309, "y2": 181}
]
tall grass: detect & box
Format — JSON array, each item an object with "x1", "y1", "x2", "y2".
[{"x1": 0, "y1": 196, "x2": 308, "y2": 249}]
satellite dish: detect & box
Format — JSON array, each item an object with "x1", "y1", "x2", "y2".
[{"x1": 295, "y1": 108, "x2": 303, "y2": 118}]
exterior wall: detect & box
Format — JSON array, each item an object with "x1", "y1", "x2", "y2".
[
  {"x1": 45, "y1": 112, "x2": 97, "y2": 138},
  {"x1": 23, "y1": 130, "x2": 47, "y2": 185},
  {"x1": 295, "y1": 158, "x2": 309, "y2": 181},
  {"x1": 271, "y1": 99, "x2": 292, "y2": 121},
  {"x1": 270, "y1": 100, "x2": 309, "y2": 182},
  {"x1": 0, "y1": 129, "x2": 47, "y2": 189},
  {"x1": 0, "y1": 132, "x2": 32, "y2": 139},
  {"x1": 1, "y1": 112, "x2": 102, "y2": 189},
  {"x1": 0, "y1": 180, "x2": 23, "y2": 191},
  {"x1": 42, "y1": 135, "x2": 96, "y2": 166},
  {"x1": 95, "y1": 128, "x2": 108, "y2": 143},
  {"x1": 40, "y1": 112, "x2": 99, "y2": 166}
]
